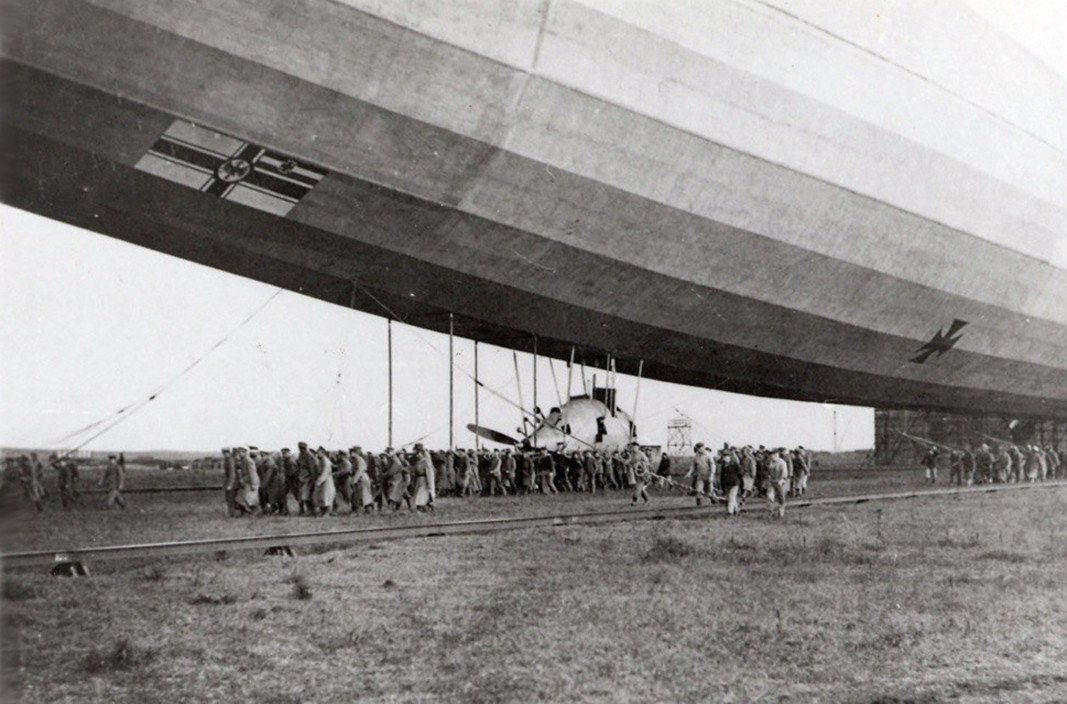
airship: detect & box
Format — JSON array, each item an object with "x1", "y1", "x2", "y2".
[{"x1": 3, "y1": 1, "x2": 1066, "y2": 419}]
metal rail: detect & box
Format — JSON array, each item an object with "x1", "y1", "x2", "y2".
[{"x1": 3, "y1": 481, "x2": 1064, "y2": 569}]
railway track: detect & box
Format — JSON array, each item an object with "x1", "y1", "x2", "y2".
[{"x1": 3, "y1": 481, "x2": 1064, "y2": 569}]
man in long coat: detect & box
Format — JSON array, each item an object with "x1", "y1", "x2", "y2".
[
  {"x1": 235, "y1": 447, "x2": 259, "y2": 514},
  {"x1": 351, "y1": 447, "x2": 375, "y2": 511},
  {"x1": 410, "y1": 443, "x2": 436, "y2": 510},
  {"x1": 279, "y1": 447, "x2": 299, "y2": 514},
  {"x1": 312, "y1": 446, "x2": 336, "y2": 516},
  {"x1": 101, "y1": 454, "x2": 127, "y2": 510},
  {"x1": 221, "y1": 448, "x2": 238, "y2": 516},
  {"x1": 296, "y1": 441, "x2": 318, "y2": 515},
  {"x1": 381, "y1": 448, "x2": 410, "y2": 511},
  {"x1": 332, "y1": 449, "x2": 354, "y2": 512}
]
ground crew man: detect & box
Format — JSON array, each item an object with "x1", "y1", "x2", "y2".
[
  {"x1": 485, "y1": 449, "x2": 506, "y2": 496},
  {"x1": 920, "y1": 448, "x2": 939, "y2": 484},
  {"x1": 235, "y1": 447, "x2": 260, "y2": 514},
  {"x1": 101, "y1": 454, "x2": 126, "y2": 510},
  {"x1": 296, "y1": 441, "x2": 317, "y2": 515},
  {"x1": 381, "y1": 448, "x2": 409, "y2": 511},
  {"x1": 721, "y1": 449, "x2": 743, "y2": 516},
  {"x1": 29, "y1": 453, "x2": 46, "y2": 500},
  {"x1": 255, "y1": 448, "x2": 285, "y2": 513},
  {"x1": 975, "y1": 445, "x2": 993, "y2": 484},
  {"x1": 351, "y1": 447, "x2": 374, "y2": 511},
  {"x1": 411, "y1": 443, "x2": 436, "y2": 510},
  {"x1": 502, "y1": 449, "x2": 517, "y2": 494},
  {"x1": 19, "y1": 455, "x2": 43, "y2": 512},
  {"x1": 948, "y1": 450, "x2": 964, "y2": 486},
  {"x1": 993, "y1": 445, "x2": 1012, "y2": 483},
  {"x1": 1046, "y1": 446, "x2": 1061, "y2": 479},
  {"x1": 961, "y1": 445, "x2": 976, "y2": 484},
  {"x1": 740, "y1": 446, "x2": 757, "y2": 497},
  {"x1": 332, "y1": 449, "x2": 354, "y2": 511},
  {"x1": 792, "y1": 447, "x2": 810, "y2": 496},
  {"x1": 780, "y1": 448, "x2": 794, "y2": 496},
  {"x1": 631, "y1": 454, "x2": 651, "y2": 505},
  {"x1": 279, "y1": 447, "x2": 299, "y2": 514},
  {"x1": 583, "y1": 451, "x2": 599, "y2": 493},
  {"x1": 1007, "y1": 445, "x2": 1024, "y2": 483},
  {"x1": 766, "y1": 449, "x2": 788, "y2": 518},
  {"x1": 537, "y1": 448, "x2": 557, "y2": 494},
  {"x1": 52, "y1": 454, "x2": 78, "y2": 509},
  {"x1": 313, "y1": 446, "x2": 336, "y2": 516},
  {"x1": 221, "y1": 448, "x2": 238, "y2": 516},
  {"x1": 454, "y1": 450, "x2": 471, "y2": 496},
  {"x1": 686, "y1": 443, "x2": 715, "y2": 506}
]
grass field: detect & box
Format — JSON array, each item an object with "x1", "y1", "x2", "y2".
[{"x1": 3, "y1": 470, "x2": 1067, "y2": 702}]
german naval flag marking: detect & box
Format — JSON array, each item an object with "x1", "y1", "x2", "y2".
[{"x1": 135, "y1": 120, "x2": 327, "y2": 216}]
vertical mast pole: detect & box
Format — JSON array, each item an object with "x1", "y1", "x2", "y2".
[
  {"x1": 387, "y1": 318, "x2": 393, "y2": 448},
  {"x1": 533, "y1": 335, "x2": 538, "y2": 419},
  {"x1": 474, "y1": 341, "x2": 480, "y2": 451},
  {"x1": 632, "y1": 359, "x2": 644, "y2": 439},
  {"x1": 449, "y1": 313, "x2": 454, "y2": 451}
]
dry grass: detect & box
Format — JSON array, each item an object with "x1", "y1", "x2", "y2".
[{"x1": 2, "y1": 483, "x2": 1066, "y2": 702}]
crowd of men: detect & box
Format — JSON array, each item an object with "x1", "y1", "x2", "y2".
[
  {"x1": 217, "y1": 442, "x2": 664, "y2": 517},
  {"x1": 216, "y1": 441, "x2": 814, "y2": 520},
  {"x1": 2, "y1": 452, "x2": 127, "y2": 512},
  {"x1": 921, "y1": 443, "x2": 1063, "y2": 485},
  {"x1": 10, "y1": 437, "x2": 1065, "y2": 520},
  {"x1": 691, "y1": 443, "x2": 813, "y2": 518}
]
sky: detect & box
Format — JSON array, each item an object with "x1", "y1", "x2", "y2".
[{"x1": 0, "y1": 207, "x2": 872, "y2": 453}]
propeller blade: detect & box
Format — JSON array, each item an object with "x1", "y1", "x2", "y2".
[{"x1": 466, "y1": 424, "x2": 520, "y2": 446}]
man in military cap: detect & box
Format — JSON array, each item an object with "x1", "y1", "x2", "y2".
[
  {"x1": 920, "y1": 447, "x2": 939, "y2": 484},
  {"x1": 485, "y1": 449, "x2": 506, "y2": 496},
  {"x1": 296, "y1": 441, "x2": 317, "y2": 515},
  {"x1": 410, "y1": 443, "x2": 436, "y2": 510},
  {"x1": 221, "y1": 448, "x2": 238, "y2": 516},
  {"x1": 312, "y1": 446, "x2": 336, "y2": 516},
  {"x1": 51, "y1": 453, "x2": 77, "y2": 509},
  {"x1": 961, "y1": 444, "x2": 977, "y2": 485},
  {"x1": 720, "y1": 447, "x2": 743, "y2": 516},
  {"x1": 740, "y1": 446, "x2": 757, "y2": 498},
  {"x1": 974, "y1": 444, "x2": 993, "y2": 484},
  {"x1": 380, "y1": 447, "x2": 410, "y2": 511},
  {"x1": 501, "y1": 449, "x2": 517, "y2": 494},
  {"x1": 631, "y1": 450, "x2": 652, "y2": 505},
  {"x1": 101, "y1": 454, "x2": 127, "y2": 510},
  {"x1": 257, "y1": 448, "x2": 286, "y2": 514},
  {"x1": 279, "y1": 447, "x2": 298, "y2": 514},
  {"x1": 948, "y1": 449, "x2": 964, "y2": 486},
  {"x1": 350, "y1": 446, "x2": 374, "y2": 511},
  {"x1": 792, "y1": 446, "x2": 811, "y2": 496},
  {"x1": 234, "y1": 447, "x2": 260, "y2": 515},
  {"x1": 686, "y1": 443, "x2": 715, "y2": 506},
  {"x1": 332, "y1": 448, "x2": 354, "y2": 512},
  {"x1": 537, "y1": 447, "x2": 557, "y2": 494},
  {"x1": 765, "y1": 449, "x2": 788, "y2": 518},
  {"x1": 1046, "y1": 445, "x2": 1061, "y2": 479}
]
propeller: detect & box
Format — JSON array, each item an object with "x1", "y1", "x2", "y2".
[{"x1": 466, "y1": 424, "x2": 521, "y2": 446}]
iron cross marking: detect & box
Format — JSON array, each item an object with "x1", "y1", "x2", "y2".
[{"x1": 910, "y1": 319, "x2": 968, "y2": 364}]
